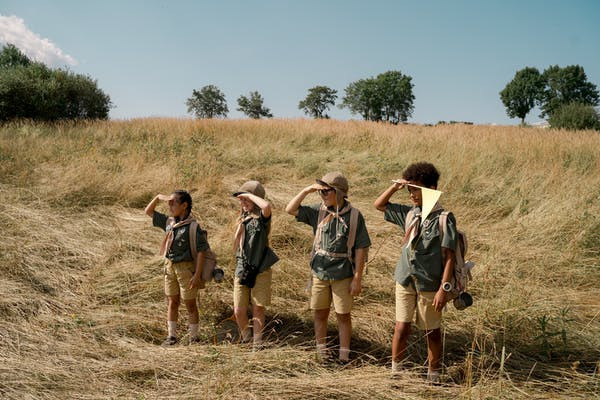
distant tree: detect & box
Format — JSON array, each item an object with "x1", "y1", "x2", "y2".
[
  {"x1": 236, "y1": 91, "x2": 273, "y2": 119},
  {"x1": 186, "y1": 85, "x2": 228, "y2": 119},
  {"x1": 376, "y1": 70, "x2": 415, "y2": 123},
  {"x1": 539, "y1": 65, "x2": 599, "y2": 119},
  {"x1": 0, "y1": 43, "x2": 31, "y2": 67},
  {"x1": 298, "y1": 86, "x2": 337, "y2": 118},
  {"x1": 340, "y1": 70, "x2": 414, "y2": 123},
  {"x1": 0, "y1": 43, "x2": 111, "y2": 121},
  {"x1": 340, "y1": 78, "x2": 381, "y2": 121},
  {"x1": 500, "y1": 67, "x2": 544, "y2": 124},
  {"x1": 549, "y1": 102, "x2": 600, "y2": 131}
]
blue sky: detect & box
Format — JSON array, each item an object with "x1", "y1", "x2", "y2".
[{"x1": 1, "y1": 0, "x2": 599, "y2": 124}]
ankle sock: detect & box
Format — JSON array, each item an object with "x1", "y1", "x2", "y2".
[
  {"x1": 189, "y1": 323, "x2": 199, "y2": 339},
  {"x1": 167, "y1": 321, "x2": 177, "y2": 338},
  {"x1": 339, "y1": 347, "x2": 350, "y2": 361}
]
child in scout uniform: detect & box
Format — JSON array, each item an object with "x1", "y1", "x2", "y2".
[
  {"x1": 373, "y1": 162, "x2": 457, "y2": 382},
  {"x1": 144, "y1": 190, "x2": 210, "y2": 346},
  {"x1": 286, "y1": 172, "x2": 371, "y2": 363},
  {"x1": 232, "y1": 180, "x2": 279, "y2": 349}
]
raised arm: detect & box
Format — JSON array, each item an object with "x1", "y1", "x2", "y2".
[
  {"x1": 285, "y1": 183, "x2": 322, "y2": 216},
  {"x1": 373, "y1": 179, "x2": 407, "y2": 212},
  {"x1": 144, "y1": 193, "x2": 173, "y2": 217},
  {"x1": 235, "y1": 192, "x2": 272, "y2": 218}
]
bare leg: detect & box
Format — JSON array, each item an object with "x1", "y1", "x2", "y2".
[
  {"x1": 336, "y1": 312, "x2": 352, "y2": 361},
  {"x1": 314, "y1": 308, "x2": 330, "y2": 358},
  {"x1": 392, "y1": 321, "x2": 412, "y2": 364},
  {"x1": 251, "y1": 305, "x2": 266, "y2": 344},
  {"x1": 426, "y1": 328, "x2": 442, "y2": 372},
  {"x1": 234, "y1": 306, "x2": 251, "y2": 341},
  {"x1": 167, "y1": 295, "x2": 180, "y2": 323},
  {"x1": 183, "y1": 298, "x2": 199, "y2": 324}
]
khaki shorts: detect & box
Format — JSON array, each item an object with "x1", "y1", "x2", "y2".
[
  {"x1": 395, "y1": 282, "x2": 441, "y2": 330},
  {"x1": 233, "y1": 268, "x2": 272, "y2": 308},
  {"x1": 164, "y1": 260, "x2": 198, "y2": 301},
  {"x1": 310, "y1": 276, "x2": 353, "y2": 314}
]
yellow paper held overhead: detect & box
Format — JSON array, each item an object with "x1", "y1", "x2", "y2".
[{"x1": 407, "y1": 184, "x2": 443, "y2": 220}]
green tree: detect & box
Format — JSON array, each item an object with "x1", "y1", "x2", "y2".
[
  {"x1": 186, "y1": 85, "x2": 228, "y2": 119},
  {"x1": 340, "y1": 78, "x2": 381, "y2": 121},
  {"x1": 549, "y1": 102, "x2": 600, "y2": 131},
  {"x1": 376, "y1": 70, "x2": 414, "y2": 123},
  {"x1": 0, "y1": 43, "x2": 31, "y2": 67},
  {"x1": 0, "y1": 43, "x2": 111, "y2": 121},
  {"x1": 340, "y1": 70, "x2": 414, "y2": 123},
  {"x1": 500, "y1": 67, "x2": 544, "y2": 124},
  {"x1": 236, "y1": 91, "x2": 273, "y2": 119},
  {"x1": 539, "y1": 65, "x2": 599, "y2": 119},
  {"x1": 298, "y1": 86, "x2": 337, "y2": 118}
]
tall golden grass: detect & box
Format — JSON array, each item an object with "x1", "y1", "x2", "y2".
[{"x1": 0, "y1": 118, "x2": 598, "y2": 399}]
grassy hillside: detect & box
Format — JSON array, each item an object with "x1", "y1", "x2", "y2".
[{"x1": 0, "y1": 119, "x2": 598, "y2": 399}]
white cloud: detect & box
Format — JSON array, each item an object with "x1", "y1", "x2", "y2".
[{"x1": 0, "y1": 14, "x2": 77, "y2": 66}]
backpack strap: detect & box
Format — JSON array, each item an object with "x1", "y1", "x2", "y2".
[
  {"x1": 312, "y1": 206, "x2": 359, "y2": 262},
  {"x1": 438, "y1": 211, "x2": 449, "y2": 242},
  {"x1": 189, "y1": 220, "x2": 198, "y2": 261},
  {"x1": 439, "y1": 211, "x2": 467, "y2": 255},
  {"x1": 343, "y1": 207, "x2": 359, "y2": 259}
]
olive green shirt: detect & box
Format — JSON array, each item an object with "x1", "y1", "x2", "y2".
[
  {"x1": 153, "y1": 211, "x2": 210, "y2": 263},
  {"x1": 235, "y1": 213, "x2": 278, "y2": 278},
  {"x1": 296, "y1": 203, "x2": 371, "y2": 281},
  {"x1": 384, "y1": 203, "x2": 458, "y2": 292}
]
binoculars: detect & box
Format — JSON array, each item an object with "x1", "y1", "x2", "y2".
[
  {"x1": 453, "y1": 292, "x2": 473, "y2": 310},
  {"x1": 212, "y1": 268, "x2": 225, "y2": 283}
]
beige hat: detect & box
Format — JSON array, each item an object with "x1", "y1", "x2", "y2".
[
  {"x1": 316, "y1": 171, "x2": 349, "y2": 195},
  {"x1": 233, "y1": 180, "x2": 266, "y2": 199}
]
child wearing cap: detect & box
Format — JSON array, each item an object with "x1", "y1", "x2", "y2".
[
  {"x1": 373, "y1": 162, "x2": 457, "y2": 382},
  {"x1": 286, "y1": 172, "x2": 371, "y2": 363},
  {"x1": 144, "y1": 190, "x2": 210, "y2": 346},
  {"x1": 232, "y1": 180, "x2": 279, "y2": 348}
]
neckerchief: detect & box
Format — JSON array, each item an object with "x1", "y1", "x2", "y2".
[{"x1": 159, "y1": 215, "x2": 195, "y2": 257}]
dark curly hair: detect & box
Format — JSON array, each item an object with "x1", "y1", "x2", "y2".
[
  {"x1": 173, "y1": 189, "x2": 192, "y2": 218},
  {"x1": 402, "y1": 162, "x2": 440, "y2": 188}
]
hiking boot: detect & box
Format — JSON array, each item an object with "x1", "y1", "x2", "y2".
[
  {"x1": 189, "y1": 336, "x2": 201, "y2": 345},
  {"x1": 161, "y1": 336, "x2": 178, "y2": 346},
  {"x1": 426, "y1": 369, "x2": 441, "y2": 384}
]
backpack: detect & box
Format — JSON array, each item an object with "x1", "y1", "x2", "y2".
[
  {"x1": 438, "y1": 212, "x2": 474, "y2": 302},
  {"x1": 404, "y1": 209, "x2": 475, "y2": 304},
  {"x1": 167, "y1": 217, "x2": 218, "y2": 289}
]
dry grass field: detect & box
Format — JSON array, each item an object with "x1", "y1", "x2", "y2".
[{"x1": 0, "y1": 118, "x2": 598, "y2": 399}]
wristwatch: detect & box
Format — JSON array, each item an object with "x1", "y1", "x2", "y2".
[{"x1": 441, "y1": 281, "x2": 453, "y2": 292}]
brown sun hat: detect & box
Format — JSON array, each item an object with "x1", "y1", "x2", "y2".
[
  {"x1": 232, "y1": 180, "x2": 266, "y2": 199},
  {"x1": 316, "y1": 171, "x2": 349, "y2": 195}
]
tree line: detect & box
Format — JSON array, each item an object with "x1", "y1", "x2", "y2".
[
  {"x1": 2, "y1": 42, "x2": 599, "y2": 130},
  {"x1": 500, "y1": 65, "x2": 600, "y2": 130},
  {"x1": 186, "y1": 70, "x2": 415, "y2": 124},
  {"x1": 0, "y1": 44, "x2": 111, "y2": 121}
]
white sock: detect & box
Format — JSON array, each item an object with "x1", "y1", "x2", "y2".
[
  {"x1": 392, "y1": 360, "x2": 402, "y2": 372},
  {"x1": 241, "y1": 327, "x2": 252, "y2": 342},
  {"x1": 189, "y1": 323, "x2": 199, "y2": 339},
  {"x1": 253, "y1": 331, "x2": 263, "y2": 345},
  {"x1": 316, "y1": 343, "x2": 328, "y2": 357},
  {"x1": 339, "y1": 347, "x2": 350, "y2": 361},
  {"x1": 167, "y1": 321, "x2": 177, "y2": 338},
  {"x1": 427, "y1": 369, "x2": 440, "y2": 383}
]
